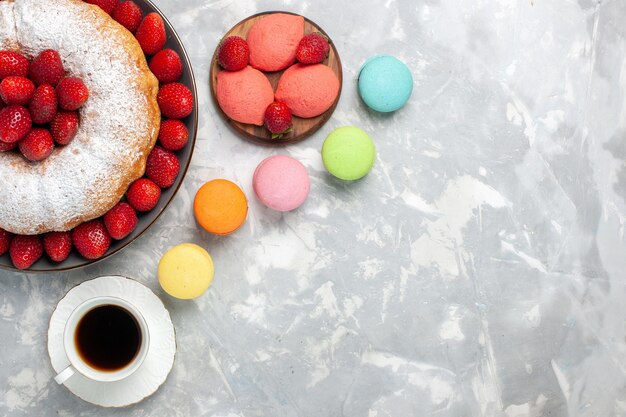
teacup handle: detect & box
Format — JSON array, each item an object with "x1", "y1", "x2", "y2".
[{"x1": 54, "y1": 365, "x2": 76, "y2": 385}]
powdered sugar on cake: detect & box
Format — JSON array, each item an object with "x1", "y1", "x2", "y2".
[{"x1": 0, "y1": 0, "x2": 160, "y2": 235}]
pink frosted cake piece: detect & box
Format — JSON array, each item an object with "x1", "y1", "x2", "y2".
[
  {"x1": 216, "y1": 65, "x2": 274, "y2": 126},
  {"x1": 275, "y1": 63, "x2": 340, "y2": 118},
  {"x1": 247, "y1": 13, "x2": 304, "y2": 72}
]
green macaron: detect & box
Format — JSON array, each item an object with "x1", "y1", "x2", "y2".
[{"x1": 322, "y1": 126, "x2": 376, "y2": 180}]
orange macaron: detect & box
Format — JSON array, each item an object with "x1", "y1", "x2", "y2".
[{"x1": 194, "y1": 179, "x2": 248, "y2": 235}]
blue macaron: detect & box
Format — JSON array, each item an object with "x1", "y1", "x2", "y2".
[{"x1": 358, "y1": 55, "x2": 413, "y2": 112}]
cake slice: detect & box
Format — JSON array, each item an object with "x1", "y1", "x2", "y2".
[
  {"x1": 216, "y1": 65, "x2": 274, "y2": 126},
  {"x1": 275, "y1": 63, "x2": 340, "y2": 118},
  {"x1": 247, "y1": 13, "x2": 304, "y2": 72}
]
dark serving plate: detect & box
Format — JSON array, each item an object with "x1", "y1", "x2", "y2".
[{"x1": 0, "y1": 0, "x2": 197, "y2": 273}]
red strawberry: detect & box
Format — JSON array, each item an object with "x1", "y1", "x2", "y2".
[
  {"x1": 217, "y1": 36, "x2": 249, "y2": 71},
  {"x1": 146, "y1": 146, "x2": 179, "y2": 188},
  {"x1": 0, "y1": 51, "x2": 29, "y2": 79},
  {"x1": 149, "y1": 49, "x2": 183, "y2": 83},
  {"x1": 0, "y1": 76, "x2": 35, "y2": 106},
  {"x1": 112, "y1": 1, "x2": 143, "y2": 33},
  {"x1": 29, "y1": 50, "x2": 64, "y2": 87},
  {"x1": 157, "y1": 82, "x2": 193, "y2": 119},
  {"x1": 72, "y1": 220, "x2": 111, "y2": 260},
  {"x1": 84, "y1": 0, "x2": 119, "y2": 14},
  {"x1": 0, "y1": 141, "x2": 16, "y2": 152},
  {"x1": 158, "y1": 119, "x2": 188, "y2": 150},
  {"x1": 9, "y1": 235, "x2": 43, "y2": 270},
  {"x1": 296, "y1": 33, "x2": 330, "y2": 64},
  {"x1": 56, "y1": 77, "x2": 89, "y2": 111},
  {"x1": 0, "y1": 228, "x2": 12, "y2": 256},
  {"x1": 127, "y1": 178, "x2": 161, "y2": 211},
  {"x1": 50, "y1": 111, "x2": 79, "y2": 145},
  {"x1": 135, "y1": 13, "x2": 166, "y2": 55},
  {"x1": 29, "y1": 85, "x2": 58, "y2": 124},
  {"x1": 0, "y1": 106, "x2": 32, "y2": 143},
  {"x1": 264, "y1": 101, "x2": 292, "y2": 137},
  {"x1": 104, "y1": 202, "x2": 138, "y2": 240},
  {"x1": 43, "y1": 231, "x2": 72, "y2": 262},
  {"x1": 19, "y1": 128, "x2": 55, "y2": 161}
]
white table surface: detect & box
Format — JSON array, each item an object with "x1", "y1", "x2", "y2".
[{"x1": 1, "y1": 0, "x2": 626, "y2": 416}]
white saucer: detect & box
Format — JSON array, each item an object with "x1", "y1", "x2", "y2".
[{"x1": 47, "y1": 275, "x2": 176, "y2": 407}]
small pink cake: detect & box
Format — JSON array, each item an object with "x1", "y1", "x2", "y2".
[
  {"x1": 275, "y1": 63, "x2": 340, "y2": 118},
  {"x1": 247, "y1": 13, "x2": 304, "y2": 72},
  {"x1": 216, "y1": 65, "x2": 274, "y2": 126},
  {"x1": 253, "y1": 155, "x2": 310, "y2": 211}
]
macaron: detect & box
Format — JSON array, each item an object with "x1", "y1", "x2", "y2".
[
  {"x1": 158, "y1": 243, "x2": 214, "y2": 299},
  {"x1": 358, "y1": 55, "x2": 413, "y2": 112},
  {"x1": 322, "y1": 126, "x2": 375, "y2": 180},
  {"x1": 253, "y1": 155, "x2": 310, "y2": 211},
  {"x1": 194, "y1": 179, "x2": 248, "y2": 235}
]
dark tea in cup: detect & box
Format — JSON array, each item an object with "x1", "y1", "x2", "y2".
[
  {"x1": 75, "y1": 304, "x2": 142, "y2": 372},
  {"x1": 55, "y1": 296, "x2": 150, "y2": 385}
]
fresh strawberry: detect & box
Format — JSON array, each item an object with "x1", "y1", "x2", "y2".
[
  {"x1": 56, "y1": 77, "x2": 89, "y2": 111},
  {"x1": 104, "y1": 202, "x2": 138, "y2": 240},
  {"x1": 0, "y1": 141, "x2": 16, "y2": 152},
  {"x1": 9, "y1": 235, "x2": 43, "y2": 270},
  {"x1": 84, "y1": 0, "x2": 119, "y2": 14},
  {"x1": 29, "y1": 85, "x2": 58, "y2": 124},
  {"x1": 112, "y1": 1, "x2": 143, "y2": 33},
  {"x1": 0, "y1": 51, "x2": 29, "y2": 79},
  {"x1": 0, "y1": 228, "x2": 12, "y2": 256},
  {"x1": 50, "y1": 111, "x2": 79, "y2": 145},
  {"x1": 19, "y1": 128, "x2": 54, "y2": 161},
  {"x1": 217, "y1": 36, "x2": 249, "y2": 71},
  {"x1": 157, "y1": 82, "x2": 193, "y2": 119},
  {"x1": 0, "y1": 76, "x2": 35, "y2": 106},
  {"x1": 126, "y1": 178, "x2": 161, "y2": 211},
  {"x1": 296, "y1": 33, "x2": 330, "y2": 64},
  {"x1": 149, "y1": 49, "x2": 183, "y2": 83},
  {"x1": 264, "y1": 101, "x2": 292, "y2": 138},
  {"x1": 135, "y1": 13, "x2": 166, "y2": 55},
  {"x1": 158, "y1": 119, "x2": 188, "y2": 150},
  {"x1": 43, "y1": 231, "x2": 72, "y2": 262},
  {"x1": 72, "y1": 220, "x2": 111, "y2": 260},
  {"x1": 145, "y1": 146, "x2": 179, "y2": 188},
  {"x1": 0, "y1": 106, "x2": 32, "y2": 143},
  {"x1": 29, "y1": 50, "x2": 64, "y2": 87}
]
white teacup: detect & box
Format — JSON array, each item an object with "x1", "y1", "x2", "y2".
[{"x1": 54, "y1": 296, "x2": 150, "y2": 384}]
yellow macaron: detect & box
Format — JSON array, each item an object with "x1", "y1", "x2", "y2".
[{"x1": 158, "y1": 243, "x2": 214, "y2": 299}]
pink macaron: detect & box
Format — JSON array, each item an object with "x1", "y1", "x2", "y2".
[{"x1": 253, "y1": 155, "x2": 310, "y2": 211}]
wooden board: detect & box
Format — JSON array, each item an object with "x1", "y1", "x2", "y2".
[{"x1": 209, "y1": 11, "x2": 343, "y2": 146}]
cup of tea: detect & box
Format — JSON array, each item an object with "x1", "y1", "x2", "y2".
[{"x1": 54, "y1": 296, "x2": 150, "y2": 384}]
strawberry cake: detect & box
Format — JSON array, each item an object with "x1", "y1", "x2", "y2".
[
  {"x1": 216, "y1": 65, "x2": 274, "y2": 126},
  {"x1": 247, "y1": 13, "x2": 304, "y2": 72},
  {"x1": 275, "y1": 63, "x2": 340, "y2": 118},
  {"x1": 0, "y1": 0, "x2": 160, "y2": 235}
]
